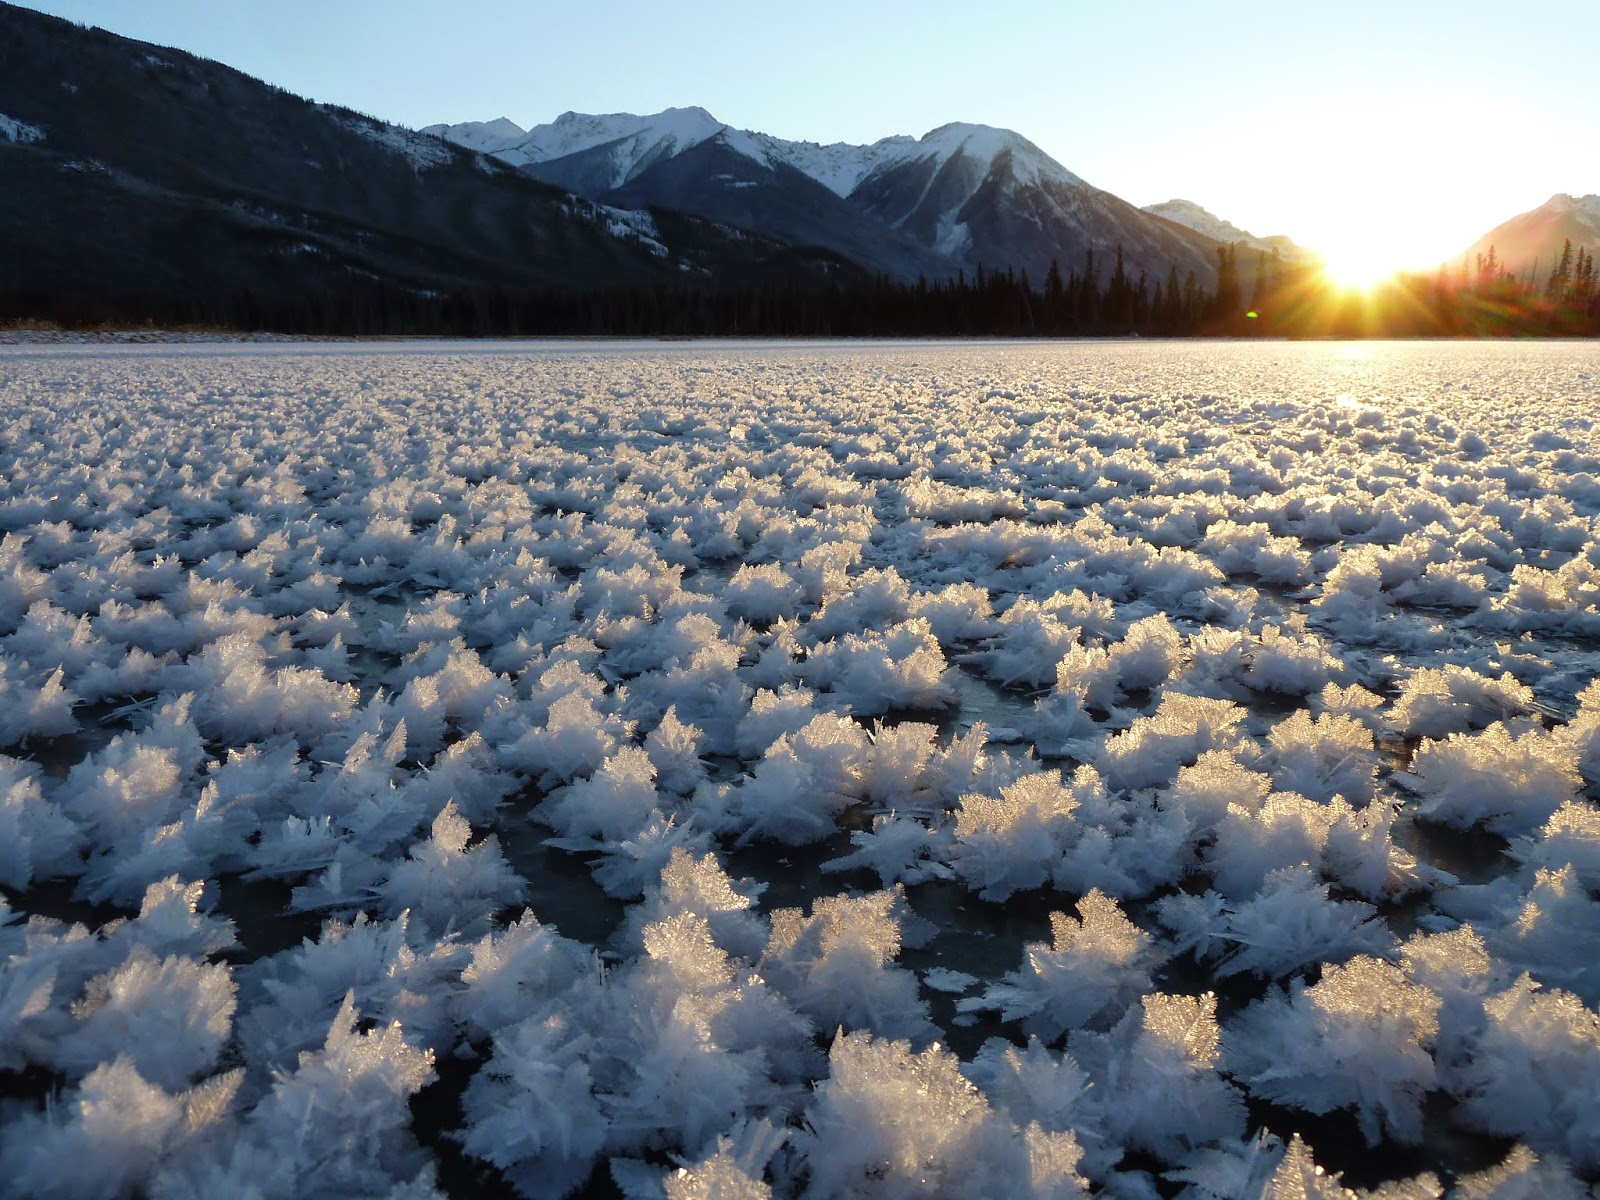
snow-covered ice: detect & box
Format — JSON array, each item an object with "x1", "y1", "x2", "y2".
[{"x1": 2, "y1": 337, "x2": 1600, "y2": 1196}]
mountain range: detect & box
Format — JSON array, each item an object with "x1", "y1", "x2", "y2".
[
  {"x1": 1459, "y1": 193, "x2": 1600, "y2": 280},
  {"x1": 0, "y1": 0, "x2": 1592, "y2": 326},
  {"x1": 423, "y1": 108, "x2": 1242, "y2": 288}
]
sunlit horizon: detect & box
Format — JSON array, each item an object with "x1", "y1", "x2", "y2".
[
  {"x1": 1312, "y1": 252, "x2": 1399, "y2": 293},
  {"x1": 1165, "y1": 91, "x2": 1587, "y2": 280},
  {"x1": 15, "y1": 0, "x2": 1598, "y2": 274}
]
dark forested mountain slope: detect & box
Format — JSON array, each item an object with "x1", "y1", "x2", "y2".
[{"x1": 0, "y1": 3, "x2": 845, "y2": 321}]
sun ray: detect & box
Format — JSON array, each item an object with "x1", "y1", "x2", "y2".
[{"x1": 1317, "y1": 248, "x2": 1399, "y2": 292}]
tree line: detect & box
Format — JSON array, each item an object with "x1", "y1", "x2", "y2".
[{"x1": 6, "y1": 240, "x2": 1599, "y2": 338}]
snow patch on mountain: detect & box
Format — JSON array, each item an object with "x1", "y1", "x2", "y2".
[
  {"x1": 743, "y1": 120, "x2": 1086, "y2": 199},
  {"x1": 428, "y1": 107, "x2": 1088, "y2": 201},
  {"x1": 330, "y1": 110, "x2": 452, "y2": 172},
  {"x1": 713, "y1": 126, "x2": 784, "y2": 174},
  {"x1": 935, "y1": 215, "x2": 973, "y2": 258},
  {"x1": 491, "y1": 107, "x2": 727, "y2": 186},
  {"x1": 910, "y1": 122, "x2": 1084, "y2": 190},
  {"x1": 750, "y1": 133, "x2": 920, "y2": 196},
  {"x1": 598, "y1": 205, "x2": 668, "y2": 257},
  {"x1": 419, "y1": 116, "x2": 527, "y2": 156},
  {"x1": 0, "y1": 113, "x2": 44, "y2": 145},
  {"x1": 1537, "y1": 193, "x2": 1600, "y2": 230},
  {"x1": 1142, "y1": 199, "x2": 1313, "y2": 262},
  {"x1": 1142, "y1": 199, "x2": 1261, "y2": 245},
  {"x1": 1541, "y1": 193, "x2": 1600, "y2": 216},
  {"x1": 746, "y1": 122, "x2": 1084, "y2": 199}
]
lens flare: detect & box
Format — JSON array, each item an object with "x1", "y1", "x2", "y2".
[{"x1": 1316, "y1": 245, "x2": 1399, "y2": 291}]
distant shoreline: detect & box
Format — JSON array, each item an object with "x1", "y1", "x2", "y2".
[{"x1": 6, "y1": 327, "x2": 1599, "y2": 348}]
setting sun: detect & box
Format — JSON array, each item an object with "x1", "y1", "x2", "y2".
[
  {"x1": 1315, "y1": 245, "x2": 1400, "y2": 292},
  {"x1": 1202, "y1": 92, "x2": 1584, "y2": 293}
]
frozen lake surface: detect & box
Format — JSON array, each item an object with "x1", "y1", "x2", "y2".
[{"x1": 3, "y1": 338, "x2": 1600, "y2": 1198}]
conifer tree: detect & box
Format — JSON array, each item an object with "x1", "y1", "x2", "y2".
[
  {"x1": 1042, "y1": 258, "x2": 1065, "y2": 334},
  {"x1": 1211, "y1": 245, "x2": 1242, "y2": 330},
  {"x1": 1182, "y1": 270, "x2": 1202, "y2": 329},
  {"x1": 1477, "y1": 245, "x2": 1499, "y2": 289},
  {"x1": 1044, "y1": 258, "x2": 1064, "y2": 302},
  {"x1": 1080, "y1": 248, "x2": 1099, "y2": 328},
  {"x1": 1163, "y1": 264, "x2": 1182, "y2": 333},
  {"x1": 1107, "y1": 244, "x2": 1131, "y2": 330},
  {"x1": 1548, "y1": 238, "x2": 1574, "y2": 301}
]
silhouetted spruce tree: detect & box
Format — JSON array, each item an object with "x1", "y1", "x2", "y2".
[
  {"x1": 1548, "y1": 239, "x2": 1574, "y2": 302},
  {"x1": 1211, "y1": 245, "x2": 1242, "y2": 331},
  {"x1": 1574, "y1": 248, "x2": 1596, "y2": 315},
  {"x1": 1160, "y1": 264, "x2": 1182, "y2": 334},
  {"x1": 1080, "y1": 248, "x2": 1099, "y2": 328},
  {"x1": 1476, "y1": 245, "x2": 1500, "y2": 291},
  {"x1": 1106, "y1": 244, "x2": 1132, "y2": 331},
  {"x1": 1016, "y1": 269, "x2": 1035, "y2": 333},
  {"x1": 1042, "y1": 258, "x2": 1065, "y2": 334},
  {"x1": 1181, "y1": 271, "x2": 1202, "y2": 331}
]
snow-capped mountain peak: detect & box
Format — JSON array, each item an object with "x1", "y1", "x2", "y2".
[
  {"x1": 907, "y1": 122, "x2": 1084, "y2": 189},
  {"x1": 429, "y1": 106, "x2": 729, "y2": 189},
  {"x1": 1142, "y1": 199, "x2": 1259, "y2": 245},
  {"x1": 422, "y1": 105, "x2": 1227, "y2": 285},
  {"x1": 1139, "y1": 198, "x2": 1311, "y2": 260},
  {"x1": 418, "y1": 116, "x2": 527, "y2": 155},
  {"x1": 785, "y1": 121, "x2": 1087, "y2": 198},
  {"x1": 710, "y1": 130, "x2": 909, "y2": 197},
  {"x1": 540, "y1": 104, "x2": 724, "y2": 151},
  {"x1": 1536, "y1": 193, "x2": 1600, "y2": 227},
  {"x1": 520, "y1": 107, "x2": 728, "y2": 185},
  {"x1": 426, "y1": 108, "x2": 1088, "y2": 201}
]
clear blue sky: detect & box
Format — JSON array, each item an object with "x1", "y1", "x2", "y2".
[{"x1": 17, "y1": 1, "x2": 1600, "y2": 270}]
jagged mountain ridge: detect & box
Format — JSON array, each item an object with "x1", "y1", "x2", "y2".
[
  {"x1": 428, "y1": 108, "x2": 1226, "y2": 286},
  {"x1": 1141, "y1": 200, "x2": 1315, "y2": 269},
  {"x1": 602, "y1": 135, "x2": 949, "y2": 283},
  {"x1": 424, "y1": 110, "x2": 1086, "y2": 199},
  {"x1": 1142, "y1": 199, "x2": 1259, "y2": 245}
]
